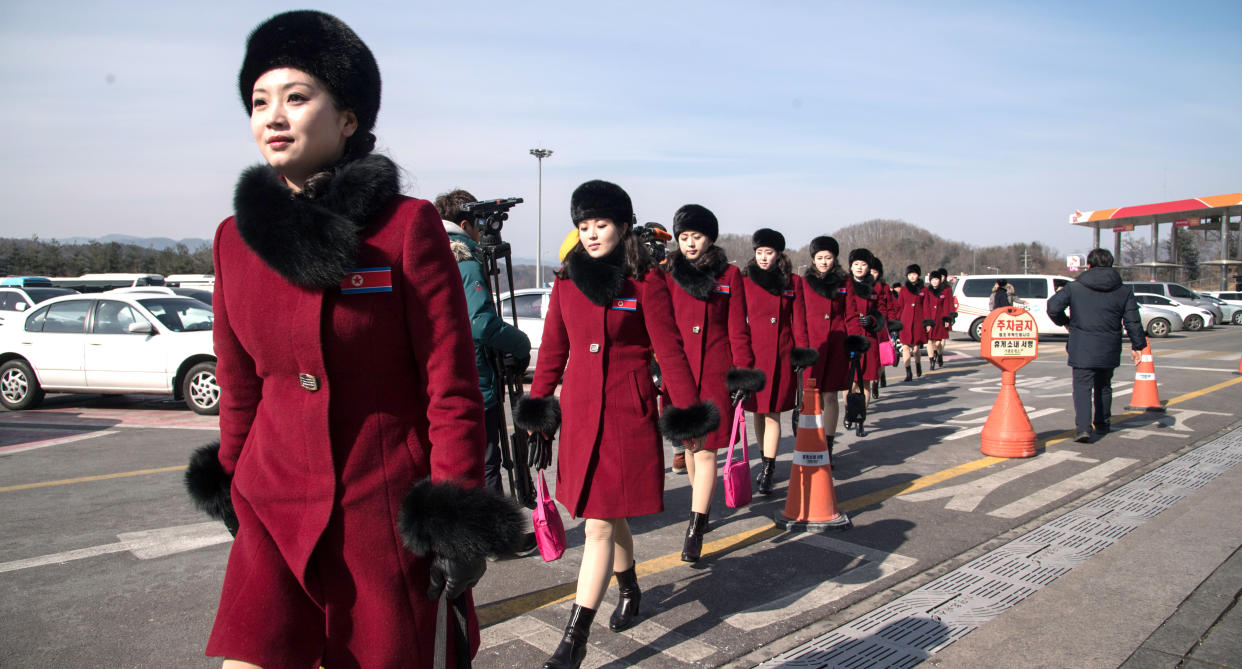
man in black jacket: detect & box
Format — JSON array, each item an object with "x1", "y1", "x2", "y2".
[{"x1": 1047, "y1": 249, "x2": 1147, "y2": 443}]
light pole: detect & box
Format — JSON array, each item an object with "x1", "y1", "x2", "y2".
[{"x1": 529, "y1": 148, "x2": 553, "y2": 287}]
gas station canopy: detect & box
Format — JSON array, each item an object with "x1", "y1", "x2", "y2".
[{"x1": 1070, "y1": 193, "x2": 1241, "y2": 229}]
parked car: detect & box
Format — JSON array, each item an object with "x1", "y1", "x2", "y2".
[
  {"x1": 1, "y1": 276, "x2": 54, "y2": 287},
  {"x1": 1196, "y1": 293, "x2": 1242, "y2": 325},
  {"x1": 950, "y1": 274, "x2": 1072, "y2": 341},
  {"x1": 498, "y1": 287, "x2": 552, "y2": 373},
  {"x1": 0, "y1": 286, "x2": 79, "y2": 328},
  {"x1": 1124, "y1": 281, "x2": 1223, "y2": 324},
  {"x1": 108, "y1": 286, "x2": 213, "y2": 306},
  {"x1": 0, "y1": 294, "x2": 218, "y2": 414},
  {"x1": 1131, "y1": 294, "x2": 1214, "y2": 331},
  {"x1": 1136, "y1": 304, "x2": 1184, "y2": 338}
]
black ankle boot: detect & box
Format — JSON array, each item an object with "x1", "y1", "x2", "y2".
[
  {"x1": 880, "y1": 370, "x2": 887, "y2": 388},
  {"x1": 609, "y1": 563, "x2": 642, "y2": 630},
  {"x1": 544, "y1": 604, "x2": 595, "y2": 669},
  {"x1": 826, "y1": 435, "x2": 835, "y2": 462},
  {"x1": 679, "y1": 512, "x2": 710, "y2": 563},
  {"x1": 904, "y1": 366, "x2": 913, "y2": 382},
  {"x1": 756, "y1": 457, "x2": 776, "y2": 495},
  {"x1": 870, "y1": 380, "x2": 880, "y2": 399},
  {"x1": 916, "y1": 359, "x2": 923, "y2": 377}
]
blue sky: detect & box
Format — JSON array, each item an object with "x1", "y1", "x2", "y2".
[{"x1": 1, "y1": 0, "x2": 1239, "y2": 265}]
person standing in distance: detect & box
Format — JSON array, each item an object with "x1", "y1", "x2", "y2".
[{"x1": 1046, "y1": 249, "x2": 1146, "y2": 443}]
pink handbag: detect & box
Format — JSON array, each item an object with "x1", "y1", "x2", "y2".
[
  {"x1": 532, "y1": 470, "x2": 565, "y2": 562},
  {"x1": 879, "y1": 337, "x2": 897, "y2": 367},
  {"x1": 722, "y1": 403, "x2": 752, "y2": 508}
]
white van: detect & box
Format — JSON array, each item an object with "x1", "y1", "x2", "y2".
[{"x1": 950, "y1": 274, "x2": 1072, "y2": 341}]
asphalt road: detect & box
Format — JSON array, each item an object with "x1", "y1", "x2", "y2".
[{"x1": 1, "y1": 328, "x2": 1239, "y2": 668}]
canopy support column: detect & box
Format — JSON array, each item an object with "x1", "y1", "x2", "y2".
[{"x1": 1150, "y1": 221, "x2": 1159, "y2": 280}]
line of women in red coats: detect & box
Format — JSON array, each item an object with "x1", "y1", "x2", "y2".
[{"x1": 514, "y1": 180, "x2": 959, "y2": 668}]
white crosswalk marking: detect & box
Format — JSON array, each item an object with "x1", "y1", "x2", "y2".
[
  {"x1": 0, "y1": 522, "x2": 232, "y2": 573},
  {"x1": 989, "y1": 457, "x2": 1139, "y2": 518},
  {"x1": 942, "y1": 408, "x2": 1064, "y2": 440},
  {"x1": 617, "y1": 618, "x2": 717, "y2": 663},
  {"x1": 900, "y1": 450, "x2": 1097, "y2": 512},
  {"x1": 479, "y1": 610, "x2": 626, "y2": 668}
]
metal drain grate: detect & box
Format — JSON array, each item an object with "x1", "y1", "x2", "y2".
[{"x1": 757, "y1": 426, "x2": 1242, "y2": 668}]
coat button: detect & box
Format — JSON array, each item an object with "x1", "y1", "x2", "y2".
[
  {"x1": 589, "y1": 343, "x2": 600, "y2": 353},
  {"x1": 691, "y1": 326, "x2": 701, "y2": 334},
  {"x1": 824, "y1": 314, "x2": 830, "y2": 319},
  {"x1": 769, "y1": 317, "x2": 777, "y2": 324},
  {"x1": 298, "y1": 373, "x2": 319, "y2": 392}
]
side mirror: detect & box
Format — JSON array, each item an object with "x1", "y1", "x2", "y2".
[
  {"x1": 15, "y1": 302, "x2": 27, "y2": 312},
  {"x1": 127, "y1": 321, "x2": 154, "y2": 334}
]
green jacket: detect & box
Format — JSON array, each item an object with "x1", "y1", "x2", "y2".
[{"x1": 445, "y1": 222, "x2": 531, "y2": 408}]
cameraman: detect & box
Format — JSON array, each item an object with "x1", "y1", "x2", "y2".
[{"x1": 435, "y1": 189, "x2": 532, "y2": 494}]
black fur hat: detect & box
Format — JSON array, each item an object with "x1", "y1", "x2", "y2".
[
  {"x1": 239, "y1": 11, "x2": 381, "y2": 137},
  {"x1": 848, "y1": 248, "x2": 873, "y2": 267},
  {"x1": 872, "y1": 256, "x2": 884, "y2": 275},
  {"x1": 752, "y1": 228, "x2": 785, "y2": 252},
  {"x1": 810, "y1": 236, "x2": 839, "y2": 257},
  {"x1": 906, "y1": 264, "x2": 922, "y2": 276},
  {"x1": 673, "y1": 204, "x2": 718, "y2": 242},
  {"x1": 936, "y1": 266, "x2": 948, "y2": 279},
  {"x1": 571, "y1": 180, "x2": 634, "y2": 226}
]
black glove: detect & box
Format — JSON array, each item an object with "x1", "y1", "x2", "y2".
[
  {"x1": 857, "y1": 314, "x2": 874, "y2": 329},
  {"x1": 527, "y1": 432, "x2": 552, "y2": 471},
  {"x1": 427, "y1": 552, "x2": 487, "y2": 600},
  {"x1": 502, "y1": 355, "x2": 530, "y2": 379}
]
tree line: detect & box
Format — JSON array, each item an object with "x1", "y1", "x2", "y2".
[{"x1": 0, "y1": 237, "x2": 213, "y2": 277}]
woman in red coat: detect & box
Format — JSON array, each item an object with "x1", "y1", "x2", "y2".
[
  {"x1": 801, "y1": 236, "x2": 849, "y2": 456},
  {"x1": 184, "y1": 12, "x2": 522, "y2": 669},
  {"x1": 925, "y1": 269, "x2": 953, "y2": 369},
  {"x1": 867, "y1": 256, "x2": 897, "y2": 398},
  {"x1": 742, "y1": 228, "x2": 815, "y2": 496},
  {"x1": 843, "y1": 249, "x2": 890, "y2": 406},
  {"x1": 515, "y1": 181, "x2": 718, "y2": 669},
  {"x1": 895, "y1": 263, "x2": 935, "y2": 381},
  {"x1": 661, "y1": 205, "x2": 763, "y2": 563}
]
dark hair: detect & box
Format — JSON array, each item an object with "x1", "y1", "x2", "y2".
[
  {"x1": 996, "y1": 279, "x2": 1008, "y2": 288},
  {"x1": 555, "y1": 222, "x2": 654, "y2": 280},
  {"x1": 434, "y1": 189, "x2": 476, "y2": 224},
  {"x1": 1087, "y1": 248, "x2": 1114, "y2": 268}
]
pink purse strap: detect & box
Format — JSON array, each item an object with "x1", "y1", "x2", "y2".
[{"x1": 726, "y1": 402, "x2": 747, "y2": 465}]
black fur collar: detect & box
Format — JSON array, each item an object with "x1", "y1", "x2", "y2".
[
  {"x1": 851, "y1": 274, "x2": 875, "y2": 300},
  {"x1": 928, "y1": 283, "x2": 945, "y2": 296},
  {"x1": 745, "y1": 260, "x2": 789, "y2": 296},
  {"x1": 804, "y1": 268, "x2": 844, "y2": 299},
  {"x1": 565, "y1": 247, "x2": 626, "y2": 307},
  {"x1": 904, "y1": 278, "x2": 925, "y2": 293},
  {"x1": 667, "y1": 246, "x2": 729, "y2": 300},
  {"x1": 233, "y1": 154, "x2": 401, "y2": 288}
]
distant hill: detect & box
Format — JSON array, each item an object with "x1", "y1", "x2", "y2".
[{"x1": 56, "y1": 234, "x2": 211, "y2": 251}]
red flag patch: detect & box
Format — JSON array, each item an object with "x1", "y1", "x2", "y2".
[{"x1": 341, "y1": 267, "x2": 393, "y2": 294}]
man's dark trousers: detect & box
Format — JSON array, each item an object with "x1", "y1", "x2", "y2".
[
  {"x1": 483, "y1": 404, "x2": 504, "y2": 494},
  {"x1": 1072, "y1": 367, "x2": 1114, "y2": 433}
]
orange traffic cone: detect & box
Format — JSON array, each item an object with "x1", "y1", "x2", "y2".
[
  {"x1": 774, "y1": 379, "x2": 851, "y2": 532},
  {"x1": 980, "y1": 369, "x2": 1037, "y2": 458},
  {"x1": 1235, "y1": 352, "x2": 1241, "y2": 375},
  {"x1": 1126, "y1": 344, "x2": 1166, "y2": 411}
]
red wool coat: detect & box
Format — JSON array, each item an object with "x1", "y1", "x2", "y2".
[
  {"x1": 209, "y1": 175, "x2": 485, "y2": 668},
  {"x1": 894, "y1": 280, "x2": 932, "y2": 347},
  {"x1": 663, "y1": 257, "x2": 755, "y2": 451},
  {"x1": 926, "y1": 284, "x2": 952, "y2": 339},
  {"x1": 531, "y1": 266, "x2": 703, "y2": 518},
  {"x1": 843, "y1": 277, "x2": 891, "y2": 382},
  {"x1": 742, "y1": 268, "x2": 809, "y2": 413},
  {"x1": 801, "y1": 270, "x2": 851, "y2": 392}
]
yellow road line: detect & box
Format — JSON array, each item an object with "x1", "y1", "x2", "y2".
[{"x1": 0, "y1": 465, "x2": 186, "y2": 493}]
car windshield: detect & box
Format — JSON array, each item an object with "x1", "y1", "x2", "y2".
[
  {"x1": 24, "y1": 287, "x2": 76, "y2": 303},
  {"x1": 137, "y1": 298, "x2": 213, "y2": 332}
]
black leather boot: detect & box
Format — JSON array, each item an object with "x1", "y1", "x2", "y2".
[
  {"x1": 916, "y1": 358, "x2": 923, "y2": 377},
  {"x1": 826, "y1": 435, "x2": 835, "y2": 462},
  {"x1": 680, "y1": 511, "x2": 710, "y2": 563},
  {"x1": 880, "y1": 370, "x2": 887, "y2": 388},
  {"x1": 756, "y1": 456, "x2": 776, "y2": 495},
  {"x1": 870, "y1": 380, "x2": 880, "y2": 399},
  {"x1": 904, "y1": 366, "x2": 913, "y2": 382},
  {"x1": 609, "y1": 563, "x2": 642, "y2": 630},
  {"x1": 544, "y1": 604, "x2": 595, "y2": 669}
]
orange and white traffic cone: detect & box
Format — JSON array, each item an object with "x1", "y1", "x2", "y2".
[
  {"x1": 1125, "y1": 344, "x2": 1166, "y2": 412},
  {"x1": 774, "y1": 379, "x2": 851, "y2": 532},
  {"x1": 980, "y1": 368, "x2": 1038, "y2": 458},
  {"x1": 1235, "y1": 352, "x2": 1241, "y2": 375}
]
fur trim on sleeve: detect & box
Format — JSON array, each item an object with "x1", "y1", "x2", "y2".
[
  {"x1": 845, "y1": 334, "x2": 871, "y2": 354},
  {"x1": 398, "y1": 480, "x2": 527, "y2": 560},
  {"x1": 866, "y1": 309, "x2": 885, "y2": 332},
  {"x1": 726, "y1": 367, "x2": 766, "y2": 394},
  {"x1": 790, "y1": 347, "x2": 819, "y2": 369},
  {"x1": 887, "y1": 319, "x2": 904, "y2": 333},
  {"x1": 514, "y1": 395, "x2": 561, "y2": 435},
  {"x1": 660, "y1": 401, "x2": 721, "y2": 442},
  {"x1": 922, "y1": 318, "x2": 936, "y2": 329},
  {"x1": 184, "y1": 441, "x2": 238, "y2": 536}
]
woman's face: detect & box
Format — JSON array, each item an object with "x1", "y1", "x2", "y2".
[
  {"x1": 754, "y1": 247, "x2": 777, "y2": 270},
  {"x1": 813, "y1": 250, "x2": 836, "y2": 273},
  {"x1": 678, "y1": 231, "x2": 711, "y2": 259},
  {"x1": 851, "y1": 260, "x2": 869, "y2": 279},
  {"x1": 578, "y1": 218, "x2": 623, "y2": 258},
  {"x1": 907, "y1": 271, "x2": 920, "y2": 283},
  {"x1": 250, "y1": 68, "x2": 357, "y2": 190},
  {"x1": 930, "y1": 274, "x2": 942, "y2": 288},
  {"x1": 870, "y1": 267, "x2": 881, "y2": 281}
]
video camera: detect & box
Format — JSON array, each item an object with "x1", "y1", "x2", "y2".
[
  {"x1": 638, "y1": 222, "x2": 672, "y2": 263},
  {"x1": 461, "y1": 197, "x2": 523, "y2": 245}
]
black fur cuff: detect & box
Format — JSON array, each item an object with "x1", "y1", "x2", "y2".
[
  {"x1": 514, "y1": 395, "x2": 561, "y2": 435},
  {"x1": 845, "y1": 334, "x2": 872, "y2": 354},
  {"x1": 943, "y1": 316, "x2": 953, "y2": 326},
  {"x1": 790, "y1": 347, "x2": 819, "y2": 369},
  {"x1": 922, "y1": 318, "x2": 936, "y2": 329},
  {"x1": 399, "y1": 480, "x2": 527, "y2": 560},
  {"x1": 660, "y1": 401, "x2": 721, "y2": 442},
  {"x1": 726, "y1": 367, "x2": 766, "y2": 394},
  {"x1": 886, "y1": 319, "x2": 903, "y2": 333},
  {"x1": 184, "y1": 441, "x2": 238, "y2": 536},
  {"x1": 866, "y1": 310, "x2": 885, "y2": 333}
]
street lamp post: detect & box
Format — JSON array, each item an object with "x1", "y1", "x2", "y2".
[{"x1": 529, "y1": 148, "x2": 553, "y2": 287}]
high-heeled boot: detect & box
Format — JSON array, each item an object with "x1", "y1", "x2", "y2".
[
  {"x1": 826, "y1": 435, "x2": 835, "y2": 462},
  {"x1": 904, "y1": 366, "x2": 913, "y2": 382},
  {"x1": 756, "y1": 456, "x2": 776, "y2": 495},
  {"x1": 679, "y1": 512, "x2": 710, "y2": 563},
  {"x1": 916, "y1": 358, "x2": 923, "y2": 377},
  {"x1": 544, "y1": 604, "x2": 595, "y2": 669},
  {"x1": 609, "y1": 563, "x2": 642, "y2": 630}
]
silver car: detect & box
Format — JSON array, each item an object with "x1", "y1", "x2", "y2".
[
  {"x1": 1136, "y1": 304, "x2": 1183, "y2": 338},
  {"x1": 1198, "y1": 294, "x2": 1242, "y2": 325}
]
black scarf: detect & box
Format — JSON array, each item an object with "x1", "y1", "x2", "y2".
[
  {"x1": 666, "y1": 246, "x2": 729, "y2": 300},
  {"x1": 745, "y1": 259, "x2": 789, "y2": 296},
  {"x1": 928, "y1": 283, "x2": 945, "y2": 297},
  {"x1": 233, "y1": 154, "x2": 401, "y2": 288},
  {"x1": 850, "y1": 274, "x2": 875, "y2": 300},
  {"x1": 804, "y1": 267, "x2": 845, "y2": 299},
  {"x1": 565, "y1": 246, "x2": 627, "y2": 307},
  {"x1": 904, "y1": 278, "x2": 925, "y2": 294}
]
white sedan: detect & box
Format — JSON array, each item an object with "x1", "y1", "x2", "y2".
[
  {"x1": 1131, "y1": 294, "x2": 1214, "y2": 331},
  {"x1": 499, "y1": 287, "x2": 552, "y2": 374},
  {"x1": 0, "y1": 294, "x2": 218, "y2": 414}
]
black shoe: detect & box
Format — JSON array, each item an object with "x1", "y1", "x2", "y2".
[
  {"x1": 916, "y1": 359, "x2": 923, "y2": 377},
  {"x1": 904, "y1": 367, "x2": 913, "y2": 382},
  {"x1": 679, "y1": 512, "x2": 710, "y2": 563},
  {"x1": 544, "y1": 604, "x2": 595, "y2": 668},
  {"x1": 826, "y1": 436, "x2": 834, "y2": 463},
  {"x1": 1094, "y1": 423, "x2": 1110, "y2": 434},
  {"x1": 1074, "y1": 431, "x2": 1092, "y2": 443},
  {"x1": 880, "y1": 371, "x2": 887, "y2": 388},
  {"x1": 870, "y1": 380, "x2": 880, "y2": 399},
  {"x1": 756, "y1": 457, "x2": 776, "y2": 496},
  {"x1": 609, "y1": 563, "x2": 642, "y2": 631}
]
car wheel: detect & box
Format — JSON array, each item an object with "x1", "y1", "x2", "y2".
[
  {"x1": 183, "y1": 361, "x2": 220, "y2": 415},
  {"x1": 0, "y1": 359, "x2": 44, "y2": 411},
  {"x1": 1233, "y1": 311, "x2": 1242, "y2": 325},
  {"x1": 1183, "y1": 314, "x2": 1203, "y2": 331},
  {"x1": 1146, "y1": 318, "x2": 1170, "y2": 338},
  {"x1": 969, "y1": 318, "x2": 985, "y2": 342}
]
